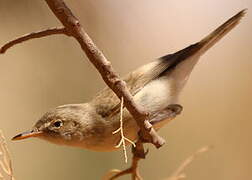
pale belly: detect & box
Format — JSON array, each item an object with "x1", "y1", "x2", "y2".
[{"x1": 74, "y1": 116, "x2": 175, "y2": 152}]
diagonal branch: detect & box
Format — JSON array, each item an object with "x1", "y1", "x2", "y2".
[
  {"x1": 43, "y1": 0, "x2": 165, "y2": 148},
  {"x1": 0, "y1": 27, "x2": 68, "y2": 54}
]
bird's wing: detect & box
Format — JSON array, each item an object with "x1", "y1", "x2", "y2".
[
  {"x1": 91, "y1": 61, "x2": 166, "y2": 118},
  {"x1": 91, "y1": 9, "x2": 246, "y2": 118}
]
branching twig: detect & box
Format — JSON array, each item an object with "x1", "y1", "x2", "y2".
[
  {"x1": 113, "y1": 97, "x2": 136, "y2": 163},
  {"x1": 167, "y1": 146, "x2": 211, "y2": 180},
  {"x1": 0, "y1": 27, "x2": 68, "y2": 54},
  {"x1": 0, "y1": 131, "x2": 15, "y2": 180}
]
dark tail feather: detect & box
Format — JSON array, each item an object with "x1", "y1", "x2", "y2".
[
  {"x1": 160, "y1": 9, "x2": 247, "y2": 73},
  {"x1": 159, "y1": 9, "x2": 246, "y2": 90},
  {"x1": 198, "y1": 9, "x2": 247, "y2": 55}
]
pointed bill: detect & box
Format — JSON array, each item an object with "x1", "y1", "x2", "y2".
[{"x1": 12, "y1": 130, "x2": 43, "y2": 141}]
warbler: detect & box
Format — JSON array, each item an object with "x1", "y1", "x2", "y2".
[{"x1": 12, "y1": 10, "x2": 246, "y2": 151}]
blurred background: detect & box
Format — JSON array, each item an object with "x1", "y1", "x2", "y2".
[{"x1": 0, "y1": 0, "x2": 251, "y2": 179}]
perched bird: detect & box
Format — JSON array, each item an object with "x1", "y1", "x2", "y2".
[{"x1": 12, "y1": 10, "x2": 246, "y2": 151}]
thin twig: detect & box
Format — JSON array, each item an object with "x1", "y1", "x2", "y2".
[
  {"x1": 0, "y1": 131, "x2": 15, "y2": 180},
  {"x1": 113, "y1": 97, "x2": 136, "y2": 163},
  {"x1": 167, "y1": 146, "x2": 212, "y2": 180},
  {"x1": 0, "y1": 27, "x2": 68, "y2": 54}
]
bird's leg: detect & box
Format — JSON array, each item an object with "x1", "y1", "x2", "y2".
[
  {"x1": 108, "y1": 140, "x2": 146, "y2": 180},
  {"x1": 130, "y1": 140, "x2": 146, "y2": 180}
]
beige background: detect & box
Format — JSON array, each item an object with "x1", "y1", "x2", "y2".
[{"x1": 0, "y1": 0, "x2": 251, "y2": 179}]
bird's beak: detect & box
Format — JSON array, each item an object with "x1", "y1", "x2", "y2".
[{"x1": 12, "y1": 129, "x2": 43, "y2": 141}]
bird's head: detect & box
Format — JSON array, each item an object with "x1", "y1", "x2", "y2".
[{"x1": 12, "y1": 104, "x2": 89, "y2": 146}]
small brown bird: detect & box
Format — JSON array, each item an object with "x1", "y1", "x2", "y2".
[{"x1": 12, "y1": 10, "x2": 246, "y2": 151}]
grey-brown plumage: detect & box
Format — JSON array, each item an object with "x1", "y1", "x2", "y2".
[{"x1": 12, "y1": 9, "x2": 246, "y2": 151}]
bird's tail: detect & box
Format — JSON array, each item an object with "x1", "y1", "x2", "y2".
[
  {"x1": 161, "y1": 9, "x2": 247, "y2": 93},
  {"x1": 197, "y1": 9, "x2": 246, "y2": 55}
]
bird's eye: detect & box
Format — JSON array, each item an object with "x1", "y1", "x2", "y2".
[{"x1": 53, "y1": 120, "x2": 62, "y2": 128}]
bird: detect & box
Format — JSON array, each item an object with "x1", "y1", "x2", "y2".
[{"x1": 12, "y1": 9, "x2": 246, "y2": 151}]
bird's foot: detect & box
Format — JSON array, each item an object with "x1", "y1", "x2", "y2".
[
  {"x1": 105, "y1": 163, "x2": 142, "y2": 180},
  {"x1": 103, "y1": 141, "x2": 145, "y2": 180}
]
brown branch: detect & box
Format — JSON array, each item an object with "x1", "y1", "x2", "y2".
[
  {"x1": 43, "y1": 0, "x2": 165, "y2": 148},
  {"x1": 0, "y1": 27, "x2": 68, "y2": 54},
  {"x1": 167, "y1": 146, "x2": 211, "y2": 180}
]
